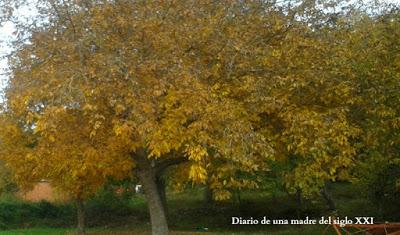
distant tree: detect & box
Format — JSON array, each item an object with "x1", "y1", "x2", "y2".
[
  {"x1": 346, "y1": 8, "x2": 400, "y2": 218},
  {"x1": 0, "y1": 161, "x2": 18, "y2": 196}
]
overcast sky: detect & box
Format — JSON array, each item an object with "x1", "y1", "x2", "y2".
[
  {"x1": 1, "y1": 0, "x2": 400, "y2": 94},
  {"x1": 0, "y1": 21, "x2": 13, "y2": 89}
]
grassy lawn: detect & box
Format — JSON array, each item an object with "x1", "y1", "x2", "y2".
[
  {"x1": 0, "y1": 228, "x2": 70, "y2": 235},
  {"x1": 0, "y1": 225, "x2": 337, "y2": 235},
  {"x1": 0, "y1": 182, "x2": 396, "y2": 234}
]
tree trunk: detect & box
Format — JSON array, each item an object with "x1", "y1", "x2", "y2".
[
  {"x1": 76, "y1": 198, "x2": 85, "y2": 235},
  {"x1": 136, "y1": 152, "x2": 169, "y2": 235},
  {"x1": 156, "y1": 175, "x2": 168, "y2": 215},
  {"x1": 204, "y1": 184, "x2": 213, "y2": 204},
  {"x1": 321, "y1": 181, "x2": 336, "y2": 211},
  {"x1": 295, "y1": 188, "x2": 303, "y2": 219},
  {"x1": 235, "y1": 189, "x2": 242, "y2": 206}
]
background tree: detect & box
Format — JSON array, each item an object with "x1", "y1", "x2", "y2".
[
  {"x1": 345, "y1": 7, "x2": 400, "y2": 219},
  {"x1": 0, "y1": 108, "x2": 133, "y2": 234},
  {"x1": 0, "y1": 161, "x2": 18, "y2": 197}
]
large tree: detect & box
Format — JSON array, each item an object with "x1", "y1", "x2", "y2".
[
  {"x1": 1, "y1": 1, "x2": 279, "y2": 234},
  {"x1": 2, "y1": 0, "x2": 396, "y2": 234}
]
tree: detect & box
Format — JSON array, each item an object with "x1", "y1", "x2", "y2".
[
  {"x1": 0, "y1": 108, "x2": 133, "y2": 234},
  {"x1": 241, "y1": 3, "x2": 362, "y2": 198},
  {"x1": 344, "y1": 7, "x2": 400, "y2": 218},
  {"x1": 1, "y1": 1, "x2": 279, "y2": 234},
  {"x1": 0, "y1": 161, "x2": 18, "y2": 196},
  {"x1": 2, "y1": 0, "x2": 396, "y2": 234}
]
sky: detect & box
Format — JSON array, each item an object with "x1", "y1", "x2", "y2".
[
  {"x1": 1, "y1": 0, "x2": 400, "y2": 95},
  {"x1": 0, "y1": 2, "x2": 37, "y2": 93},
  {"x1": 0, "y1": 21, "x2": 14, "y2": 89}
]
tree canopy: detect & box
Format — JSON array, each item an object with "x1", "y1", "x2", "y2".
[{"x1": 0, "y1": 0, "x2": 399, "y2": 234}]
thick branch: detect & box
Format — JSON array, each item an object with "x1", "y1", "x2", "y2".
[{"x1": 155, "y1": 157, "x2": 188, "y2": 176}]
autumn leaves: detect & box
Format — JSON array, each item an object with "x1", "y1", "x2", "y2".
[{"x1": 0, "y1": 1, "x2": 399, "y2": 234}]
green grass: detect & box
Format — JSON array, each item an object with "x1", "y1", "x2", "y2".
[
  {"x1": 0, "y1": 225, "x2": 338, "y2": 235},
  {"x1": 0, "y1": 228, "x2": 72, "y2": 235},
  {"x1": 0, "y1": 182, "x2": 398, "y2": 234}
]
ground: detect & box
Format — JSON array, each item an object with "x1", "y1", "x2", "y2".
[
  {"x1": 0, "y1": 182, "x2": 397, "y2": 235},
  {"x1": 0, "y1": 226, "x2": 336, "y2": 235}
]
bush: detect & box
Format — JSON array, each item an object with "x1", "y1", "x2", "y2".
[
  {"x1": 0, "y1": 179, "x2": 139, "y2": 230},
  {"x1": 366, "y1": 164, "x2": 400, "y2": 220},
  {"x1": 85, "y1": 181, "x2": 139, "y2": 227},
  {"x1": 0, "y1": 200, "x2": 74, "y2": 229}
]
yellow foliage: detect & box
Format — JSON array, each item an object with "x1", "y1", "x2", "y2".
[{"x1": 0, "y1": 0, "x2": 398, "y2": 200}]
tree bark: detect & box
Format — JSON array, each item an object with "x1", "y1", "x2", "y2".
[
  {"x1": 203, "y1": 172, "x2": 214, "y2": 205},
  {"x1": 321, "y1": 181, "x2": 336, "y2": 211},
  {"x1": 295, "y1": 188, "x2": 303, "y2": 219},
  {"x1": 76, "y1": 198, "x2": 85, "y2": 235},
  {"x1": 156, "y1": 175, "x2": 168, "y2": 215},
  {"x1": 235, "y1": 189, "x2": 242, "y2": 206},
  {"x1": 204, "y1": 184, "x2": 213, "y2": 204},
  {"x1": 135, "y1": 151, "x2": 169, "y2": 235}
]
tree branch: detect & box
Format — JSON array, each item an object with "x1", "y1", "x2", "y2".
[{"x1": 155, "y1": 157, "x2": 188, "y2": 176}]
